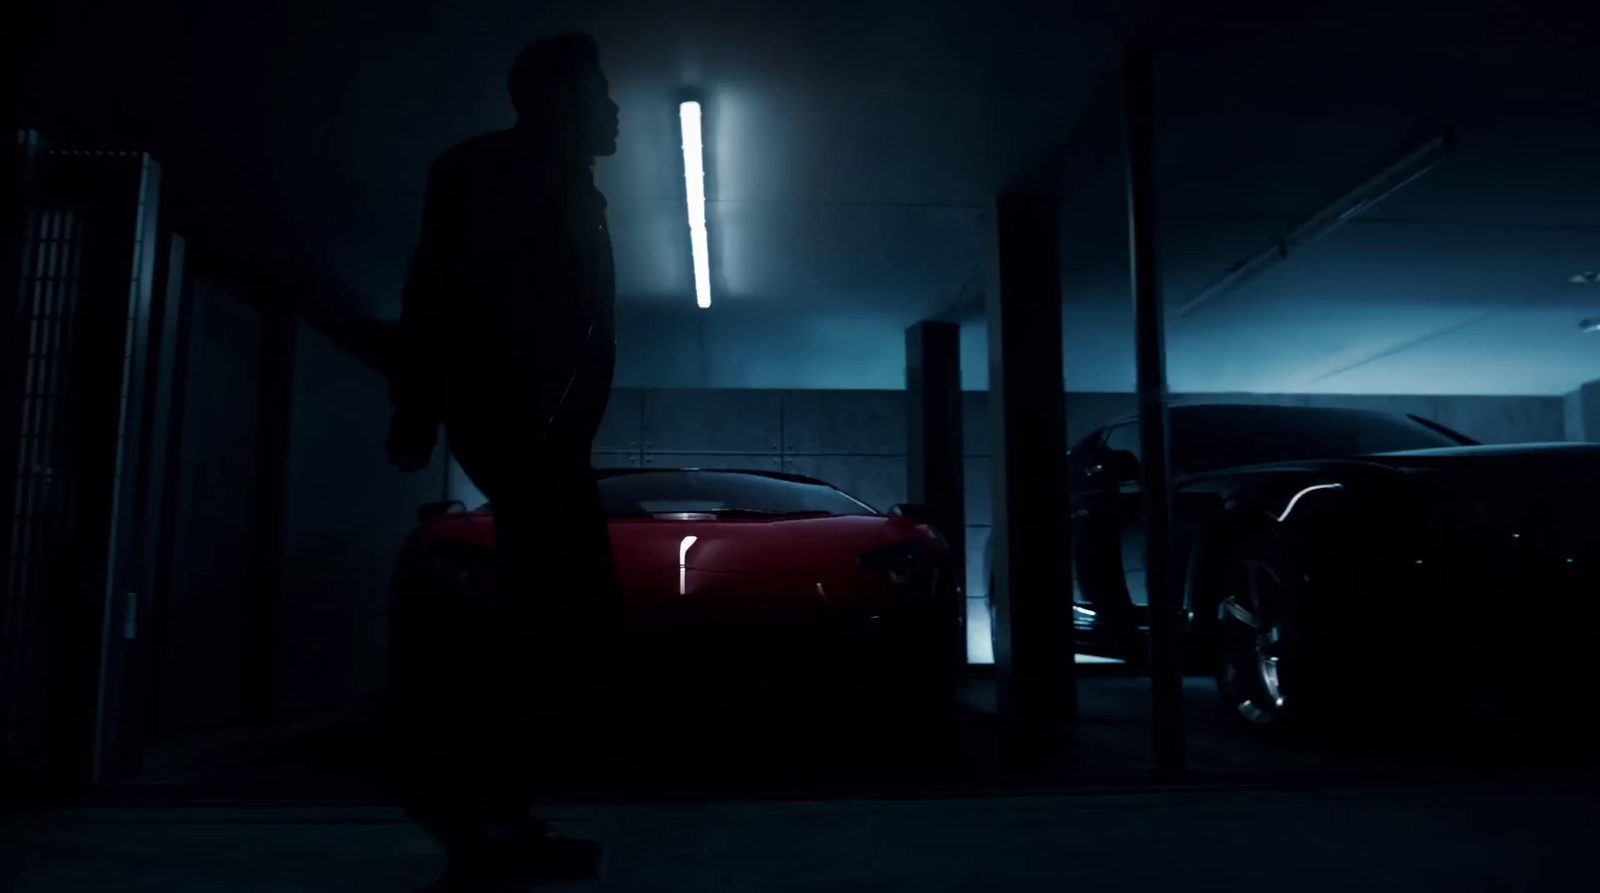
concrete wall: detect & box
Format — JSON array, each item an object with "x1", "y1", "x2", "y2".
[
  {"x1": 514, "y1": 386, "x2": 1565, "y2": 522},
  {"x1": 276, "y1": 323, "x2": 449, "y2": 718},
  {"x1": 445, "y1": 387, "x2": 1563, "y2": 663},
  {"x1": 1564, "y1": 383, "x2": 1600, "y2": 442}
]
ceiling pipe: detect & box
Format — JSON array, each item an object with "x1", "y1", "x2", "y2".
[{"x1": 1177, "y1": 129, "x2": 1454, "y2": 318}]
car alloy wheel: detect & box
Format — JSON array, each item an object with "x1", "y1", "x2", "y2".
[{"x1": 1217, "y1": 556, "x2": 1294, "y2": 725}]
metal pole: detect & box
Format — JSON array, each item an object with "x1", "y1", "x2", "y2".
[
  {"x1": 905, "y1": 320, "x2": 969, "y2": 682},
  {"x1": 1123, "y1": 34, "x2": 1185, "y2": 778}
]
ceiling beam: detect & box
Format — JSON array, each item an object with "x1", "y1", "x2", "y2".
[
  {"x1": 933, "y1": 237, "x2": 987, "y2": 322},
  {"x1": 1177, "y1": 128, "x2": 1455, "y2": 318},
  {"x1": 1004, "y1": 67, "x2": 1128, "y2": 201},
  {"x1": 1004, "y1": 0, "x2": 1180, "y2": 200},
  {"x1": 1308, "y1": 309, "x2": 1501, "y2": 384},
  {"x1": 957, "y1": 4, "x2": 1184, "y2": 329}
]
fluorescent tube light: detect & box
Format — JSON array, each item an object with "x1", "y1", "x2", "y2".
[{"x1": 679, "y1": 101, "x2": 712, "y2": 309}]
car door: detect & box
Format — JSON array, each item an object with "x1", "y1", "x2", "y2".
[
  {"x1": 1099, "y1": 419, "x2": 1228, "y2": 625},
  {"x1": 1069, "y1": 427, "x2": 1136, "y2": 617},
  {"x1": 1097, "y1": 422, "x2": 1148, "y2": 611}
]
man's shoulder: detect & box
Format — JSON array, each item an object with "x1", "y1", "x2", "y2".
[{"x1": 429, "y1": 130, "x2": 519, "y2": 181}]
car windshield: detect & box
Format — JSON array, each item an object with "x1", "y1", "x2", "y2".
[
  {"x1": 1170, "y1": 406, "x2": 1470, "y2": 471},
  {"x1": 597, "y1": 470, "x2": 877, "y2": 518}
]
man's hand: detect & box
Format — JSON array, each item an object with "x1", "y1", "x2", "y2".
[{"x1": 385, "y1": 409, "x2": 438, "y2": 472}]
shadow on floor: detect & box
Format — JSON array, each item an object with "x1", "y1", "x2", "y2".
[
  {"x1": 103, "y1": 668, "x2": 1599, "y2": 807},
  {"x1": 9, "y1": 779, "x2": 1600, "y2": 892},
  {"x1": 12, "y1": 668, "x2": 1596, "y2": 891}
]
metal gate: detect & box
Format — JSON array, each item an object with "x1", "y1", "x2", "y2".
[{"x1": 1, "y1": 143, "x2": 164, "y2": 797}]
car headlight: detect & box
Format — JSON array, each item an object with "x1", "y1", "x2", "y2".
[{"x1": 857, "y1": 538, "x2": 933, "y2": 585}]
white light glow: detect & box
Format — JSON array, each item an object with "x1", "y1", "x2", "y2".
[
  {"x1": 679, "y1": 101, "x2": 712, "y2": 309},
  {"x1": 678, "y1": 535, "x2": 698, "y2": 595},
  {"x1": 964, "y1": 599, "x2": 1127, "y2": 666},
  {"x1": 1276, "y1": 483, "x2": 1344, "y2": 523},
  {"x1": 967, "y1": 598, "x2": 994, "y2": 664}
]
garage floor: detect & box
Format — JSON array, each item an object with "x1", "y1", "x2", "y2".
[
  {"x1": 8, "y1": 781, "x2": 1600, "y2": 892},
  {"x1": 96, "y1": 668, "x2": 1594, "y2": 804},
  {"x1": 11, "y1": 671, "x2": 1597, "y2": 891}
]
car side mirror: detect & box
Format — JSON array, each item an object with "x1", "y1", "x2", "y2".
[
  {"x1": 888, "y1": 503, "x2": 929, "y2": 519},
  {"x1": 1089, "y1": 450, "x2": 1141, "y2": 483},
  {"x1": 416, "y1": 499, "x2": 465, "y2": 522}
]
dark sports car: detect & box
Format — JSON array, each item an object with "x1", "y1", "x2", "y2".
[
  {"x1": 984, "y1": 403, "x2": 1600, "y2": 733},
  {"x1": 396, "y1": 468, "x2": 962, "y2": 744}
]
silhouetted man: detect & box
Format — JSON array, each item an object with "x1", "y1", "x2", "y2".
[{"x1": 382, "y1": 33, "x2": 620, "y2": 892}]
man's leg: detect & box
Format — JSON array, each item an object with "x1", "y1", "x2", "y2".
[
  {"x1": 448, "y1": 450, "x2": 605, "y2": 886},
  {"x1": 385, "y1": 567, "x2": 509, "y2": 860},
  {"x1": 386, "y1": 579, "x2": 547, "y2": 885},
  {"x1": 529, "y1": 451, "x2": 623, "y2": 783},
  {"x1": 535, "y1": 361, "x2": 623, "y2": 778},
  {"x1": 386, "y1": 413, "x2": 546, "y2": 874},
  {"x1": 393, "y1": 429, "x2": 600, "y2": 889}
]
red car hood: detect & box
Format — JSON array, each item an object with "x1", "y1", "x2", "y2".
[
  {"x1": 421, "y1": 511, "x2": 923, "y2": 574},
  {"x1": 609, "y1": 514, "x2": 909, "y2": 575},
  {"x1": 418, "y1": 511, "x2": 932, "y2": 611}
]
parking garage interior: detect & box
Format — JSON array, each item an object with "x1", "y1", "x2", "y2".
[{"x1": 7, "y1": 0, "x2": 1600, "y2": 890}]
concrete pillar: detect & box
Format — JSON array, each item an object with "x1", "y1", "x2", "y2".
[
  {"x1": 1564, "y1": 382, "x2": 1600, "y2": 442},
  {"x1": 986, "y1": 193, "x2": 1076, "y2": 757},
  {"x1": 906, "y1": 320, "x2": 967, "y2": 675}
]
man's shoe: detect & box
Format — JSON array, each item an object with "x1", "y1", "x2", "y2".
[
  {"x1": 464, "y1": 838, "x2": 604, "y2": 889},
  {"x1": 418, "y1": 863, "x2": 504, "y2": 893},
  {"x1": 494, "y1": 833, "x2": 604, "y2": 886},
  {"x1": 421, "y1": 836, "x2": 602, "y2": 892}
]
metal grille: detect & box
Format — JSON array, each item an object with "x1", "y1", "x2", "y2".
[
  {"x1": 2, "y1": 206, "x2": 85, "y2": 756},
  {"x1": 1, "y1": 147, "x2": 162, "y2": 791}
]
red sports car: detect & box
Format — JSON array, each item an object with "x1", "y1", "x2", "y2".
[{"x1": 394, "y1": 468, "x2": 963, "y2": 753}]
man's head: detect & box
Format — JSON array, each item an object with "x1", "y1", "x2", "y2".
[{"x1": 508, "y1": 33, "x2": 619, "y2": 157}]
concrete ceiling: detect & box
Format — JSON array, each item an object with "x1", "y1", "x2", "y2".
[
  {"x1": 23, "y1": 0, "x2": 1600, "y2": 395},
  {"x1": 1039, "y1": 0, "x2": 1600, "y2": 396}
]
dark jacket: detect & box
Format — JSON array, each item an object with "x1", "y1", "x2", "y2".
[{"x1": 389, "y1": 125, "x2": 615, "y2": 428}]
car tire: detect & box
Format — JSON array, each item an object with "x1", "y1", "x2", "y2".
[{"x1": 1213, "y1": 528, "x2": 1319, "y2": 735}]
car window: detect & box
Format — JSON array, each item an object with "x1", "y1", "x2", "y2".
[
  {"x1": 1101, "y1": 407, "x2": 1467, "y2": 473},
  {"x1": 1172, "y1": 406, "x2": 1464, "y2": 470},
  {"x1": 597, "y1": 471, "x2": 877, "y2": 517}
]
